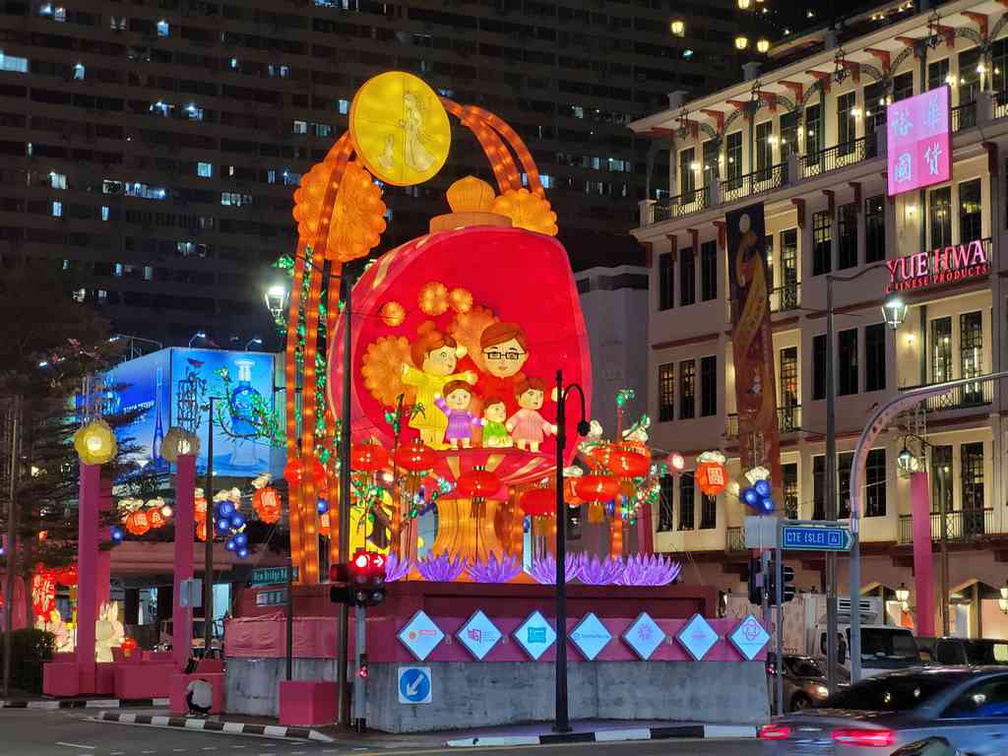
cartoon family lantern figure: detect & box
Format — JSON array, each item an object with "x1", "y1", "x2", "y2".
[{"x1": 401, "y1": 320, "x2": 557, "y2": 451}]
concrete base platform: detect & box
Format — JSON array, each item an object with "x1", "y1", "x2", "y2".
[{"x1": 365, "y1": 660, "x2": 769, "y2": 733}]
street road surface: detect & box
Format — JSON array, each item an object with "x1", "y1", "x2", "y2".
[{"x1": 0, "y1": 708, "x2": 764, "y2": 755}]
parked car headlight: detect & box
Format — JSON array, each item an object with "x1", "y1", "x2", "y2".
[{"x1": 812, "y1": 684, "x2": 830, "y2": 699}]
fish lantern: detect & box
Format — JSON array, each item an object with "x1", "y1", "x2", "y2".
[
  {"x1": 351, "y1": 442, "x2": 390, "y2": 472},
  {"x1": 519, "y1": 487, "x2": 555, "y2": 537},
  {"x1": 253, "y1": 487, "x2": 282, "y2": 524}
]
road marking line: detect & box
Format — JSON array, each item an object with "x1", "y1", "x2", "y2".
[
  {"x1": 202, "y1": 748, "x2": 218, "y2": 751},
  {"x1": 56, "y1": 743, "x2": 96, "y2": 750}
]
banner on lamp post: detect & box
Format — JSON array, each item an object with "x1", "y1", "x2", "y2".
[{"x1": 725, "y1": 203, "x2": 783, "y2": 503}]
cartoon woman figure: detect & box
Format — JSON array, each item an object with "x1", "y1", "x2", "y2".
[
  {"x1": 434, "y1": 381, "x2": 482, "y2": 450},
  {"x1": 506, "y1": 378, "x2": 557, "y2": 453},
  {"x1": 480, "y1": 396, "x2": 512, "y2": 448},
  {"x1": 402, "y1": 92, "x2": 436, "y2": 173},
  {"x1": 402, "y1": 322, "x2": 475, "y2": 449}
]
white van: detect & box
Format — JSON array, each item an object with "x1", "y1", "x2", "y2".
[{"x1": 815, "y1": 623, "x2": 920, "y2": 678}]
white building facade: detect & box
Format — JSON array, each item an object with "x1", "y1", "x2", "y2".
[{"x1": 632, "y1": 0, "x2": 1008, "y2": 638}]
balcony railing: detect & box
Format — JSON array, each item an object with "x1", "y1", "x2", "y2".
[
  {"x1": 726, "y1": 404, "x2": 801, "y2": 438},
  {"x1": 995, "y1": 91, "x2": 1008, "y2": 121},
  {"x1": 726, "y1": 525, "x2": 746, "y2": 553},
  {"x1": 899, "y1": 377, "x2": 995, "y2": 413},
  {"x1": 769, "y1": 282, "x2": 800, "y2": 313},
  {"x1": 952, "y1": 100, "x2": 977, "y2": 133},
  {"x1": 897, "y1": 508, "x2": 996, "y2": 545},
  {"x1": 801, "y1": 135, "x2": 876, "y2": 178},
  {"x1": 653, "y1": 186, "x2": 709, "y2": 223},
  {"x1": 720, "y1": 162, "x2": 788, "y2": 205}
]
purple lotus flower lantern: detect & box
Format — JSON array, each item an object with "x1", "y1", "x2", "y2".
[
  {"x1": 528, "y1": 552, "x2": 584, "y2": 585},
  {"x1": 383, "y1": 552, "x2": 412, "y2": 582},
  {"x1": 416, "y1": 551, "x2": 468, "y2": 582},
  {"x1": 577, "y1": 555, "x2": 625, "y2": 586},
  {"x1": 616, "y1": 554, "x2": 682, "y2": 586},
  {"x1": 466, "y1": 553, "x2": 521, "y2": 584}
]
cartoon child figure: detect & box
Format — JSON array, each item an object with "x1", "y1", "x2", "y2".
[
  {"x1": 506, "y1": 377, "x2": 557, "y2": 453},
  {"x1": 433, "y1": 381, "x2": 481, "y2": 450},
  {"x1": 402, "y1": 322, "x2": 476, "y2": 448},
  {"x1": 480, "y1": 396, "x2": 512, "y2": 448}
]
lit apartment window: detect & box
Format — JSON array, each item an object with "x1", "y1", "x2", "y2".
[
  {"x1": 197, "y1": 162, "x2": 212, "y2": 178},
  {"x1": 959, "y1": 179, "x2": 982, "y2": 241},
  {"x1": 0, "y1": 52, "x2": 29, "y2": 73},
  {"x1": 150, "y1": 101, "x2": 172, "y2": 117},
  {"x1": 782, "y1": 463, "x2": 798, "y2": 519},
  {"x1": 838, "y1": 452, "x2": 853, "y2": 518},
  {"x1": 144, "y1": 266, "x2": 153, "y2": 281},
  {"x1": 49, "y1": 172, "x2": 67, "y2": 189},
  {"x1": 338, "y1": 99, "x2": 349, "y2": 115},
  {"x1": 51, "y1": 200, "x2": 62, "y2": 217},
  {"x1": 73, "y1": 62, "x2": 84, "y2": 80},
  {"x1": 114, "y1": 263, "x2": 123, "y2": 277},
  {"x1": 540, "y1": 174, "x2": 553, "y2": 189},
  {"x1": 293, "y1": 120, "x2": 308, "y2": 135},
  {"x1": 157, "y1": 20, "x2": 169, "y2": 37},
  {"x1": 229, "y1": 57, "x2": 239, "y2": 70},
  {"x1": 283, "y1": 170, "x2": 301, "y2": 186},
  {"x1": 929, "y1": 186, "x2": 952, "y2": 249},
  {"x1": 221, "y1": 192, "x2": 252, "y2": 207},
  {"x1": 184, "y1": 104, "x2": 203, "y2": 121},
  {"x1": 101, "y1": 206, "x2": 109, "y2": 221}
]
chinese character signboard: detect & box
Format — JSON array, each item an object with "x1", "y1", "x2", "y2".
[
  {"x1": 887, "y1": 85, "x2": 951, "y2": 196},
  {"x1": 884, "y1": 239, "x2": 990, "y2": 293}
]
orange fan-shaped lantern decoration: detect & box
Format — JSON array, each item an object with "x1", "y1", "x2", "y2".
[
  {"x1": 455, "y1": 469, "x2": 502, "y2": 500},
  {"x1": 394, "y1": 440, "x2": 437, "y2": 472},
  {"x1": 253, "y1": 487, "x2": 283, "y2": 524},
  {"x1": 125, "y1": 510, "x2": 151, "y2": 536},
  {"x1": 352, "y1": 442, "x2": 390, "y2": 472}
]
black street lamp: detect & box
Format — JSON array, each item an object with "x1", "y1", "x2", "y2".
[{"x1": 553, "y1": 369, "x2": 590, "y2": 734}]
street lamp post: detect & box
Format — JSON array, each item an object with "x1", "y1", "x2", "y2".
[
  {"x1": 245, "y1": 337, "x2": 263, "y2": 351},
  {"x1": 553, "y1": 370, "x2": 590, "y2": 734},
  {"x1": 189, "y1": 331, "x2": 207, "y2": 348}
]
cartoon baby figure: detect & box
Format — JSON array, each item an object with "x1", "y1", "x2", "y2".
[
  {"x1": 402, "y1": 322, "x2": 476, "y2": 448},
  {"x1": 480, "y1": 395, "x2": 512, "y2": 449},
  {"x1": 506, "y1": 377, "x2": 557, "y2": 453},
  {"x1": 433, "y1": 381, "x2": 482, "y2": 450}
]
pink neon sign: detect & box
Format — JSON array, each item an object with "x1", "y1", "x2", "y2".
[{"x1": 887, "y1": 85, "x2": 951, "y2": 196}]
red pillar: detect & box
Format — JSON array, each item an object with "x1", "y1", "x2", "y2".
[
  {"x1": 911, "y1": 471, "x2": 935, "y2": 637},
  {"x1": 172, "y1": 454, "x2": 196, "y2": 671},
  {"x1": 75, "y1": 463, "x2": 100, "y2": 692}
]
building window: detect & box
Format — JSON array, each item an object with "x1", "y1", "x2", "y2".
[
  {"x1": 929, "y1": 185, "x2": 952, "y2": 249},
  {"x1": 0, "y1": 52, "x2": 28, "y2": 73},
  {"x1": 764, "y1": 234, "x2": 774, "y2": 293},
  {"x1": 678, "y1": 359, "x2": 695, "y2": 420},
  {"x1": 658, "y1": 363, "x2": 674, "y2": 422},
  {"x1": 700, "y1": 355, "x2": 717, "y2": 417},
  {"x1": 865, "y1": 323, "x2": 886, "y2": 392},
  {"x1": 338, "y1": 98, "x2": 350, "y2": 115},
  {"x1": 679, "y1": 245, "x2": 695, "y2": 306},
  {"x1": 865, "y1": 195, "x2": 885, "y2": 263},
  {"x1": 702, "y1": 138, "x2": 718, "y2": 188},
  {"x1": 864, "y1": 448, "x2": 886, "y2": 517},
  {"x1": 838, "y1": 328, "x2": 858, "y2": 396},
  {"x1": 782, "y1": 463, "x2": 798, "y2": 519},
  {"x1": 893, "y1": 71, "x2": 914, "y2": 102},
  {"x1": 780, "y1": 229, "x2": 798, "y2": 308},
  {"x1": 812, "y1": 209, "x2": 832, "y2": 276},
  {"x1": 679, "y1": 474, "x2": 695, "y2": 530},
  {"x1": 51, "y1": 200, "x2": 62, "y2": 217},
  {"x1": 49, "y1": 172, "x2": 67, "y2": 189},
  {"x1": 679, "y1": 147, "x2": 695, "y2": 197},
  {"x1": 864, "y1": 80, "x2": 887, "y2": 130},
  {"x1": 805, "y1": 103, "x2": 823, "y2": 160},
  {"x1": 812, "y1": 455, "x2": 826, "y2": 520},
  {"x1": 293, "y1": 120, "x2": 308, "y2": 135},
  {"x1": 837, "y1": 91, "x2": 856, "y2": 152},
  {"x1": 699, "y1": 493, "x2": 716, "y2": 530},
  {"x1": 959, "y1": 47, "x2": 982, "y2": 107},
  {"x1": 930, "y1": 445, "x2": 953, "y2": 515},
  {"x1": 961, "y1": 442, "x2": 985, "y2": 534},
  {"x1": 700, "y1": 240, "x2": 717, "y2": 301},
  {"x1": 101, "y1": 205, "x2": 109, "y2": 221},
  {"x1": 928, "y1": 58, "x2": 950, "y2": 90},
  {"x1": 197, "y1": 162, "x2": 213, "y2": 178},
  {"x1": 779, "y1": 346, "x2": 798, "y2": 407},
  {"x1": 838, "y1": 452, "x2": 853, "y2": 518},
  {"x1": 725, "y1": 130, "x2": 742, "y2": 189},
  {"x1": 156, "y1": 19, "x2": 169, "y2": 37},
  {"x1": 812, "y1": 333, "x2": 827, "y2": 400},
  {"x1": 837, "y1": 202, "x2": 857, "y2": 269},
  {"x1": 780, "y1": 111, "x2": 799, "y2": 162},
  {"x1": 658, "y1": 252, "x2": 673, "y2": 311},
  {"x1": 931, "y1": 317, "x2": 952, "y2": 383},
  {"x1": 73, "y1": 62, "x2": 85, "y2": 80},
  {"x1": 959, "y1": 179, "x2": 982, "y2": 242},
  {"x1": 960, "y1": 311, "x2": 984, "y2": 403},
  {"x1": 756, "y1": 121, "x2": 772, "y2": 178},
  {"x1": 658, "y1": 475, "x2": 675, "y2": 532}
]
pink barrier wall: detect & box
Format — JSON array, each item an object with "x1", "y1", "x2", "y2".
[{"x1": 172, "y1": 454, "x2": 196, "y2": 671}]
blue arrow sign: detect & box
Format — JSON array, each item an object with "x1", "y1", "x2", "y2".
[
  {"x1": 782, "y1": 524, "x2": 853, "y2": 552},
  {"x1": 398, "y1": 666, "x2": 432, "y2": 704}
]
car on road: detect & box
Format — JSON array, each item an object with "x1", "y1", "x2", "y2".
[
  {"x1": 917, "y1": 637, "x2": 1008, "y2": 667},
  {"x1": 758, "y1": 667, "x2": 1008, "y2": 754},
  {"x1": 767, "y1": 653, "x2": 849, "y2": 712}
]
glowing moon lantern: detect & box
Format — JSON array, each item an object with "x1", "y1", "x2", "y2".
[{"x1": 349, "y1": 70, "x2": 451, "y2": 186}]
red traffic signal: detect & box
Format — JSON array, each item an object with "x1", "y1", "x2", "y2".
[
  {"x1": 330, "y1": 551, "x2": 387, "y2": 607},
  {"x1": 349, "y1": 550, "x2": 386, "y2": 581}
]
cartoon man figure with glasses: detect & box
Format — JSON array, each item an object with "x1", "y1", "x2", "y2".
[{"x1": 476, "y1": 322, "x2": 530, "y2": 416}]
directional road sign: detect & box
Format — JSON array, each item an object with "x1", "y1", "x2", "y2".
[
  {"x1": 398, "y1": 666, "x2": 432, "y2": 704},
  {"x1": 782, "y1": 523, "x2": 853, "y2": 552}
]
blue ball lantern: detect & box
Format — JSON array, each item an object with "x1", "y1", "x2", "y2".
[
  {"x1": 742, "y1": 487, "x2": 760, "y2": 508},
  {"x1": 235, "y1": 532, "x2": 248, "y2": 547},
  {"x1": 317, "y1": 499, "x2": 328, "y2": 515},
  {"x1": 230, "y1": 513, "x2": 245, "y2": 529},
  {"x1": 237, "y1": 547, "x2": 249, "y2": 559},
  {"x1": 216, "y1": 518, "x2": 230, "y2": 533},
  {"x1": 754, "y1": 479, "x2": 772, "y2": 497},
  {"x1": 218, "y1": 500, "x2": 235, "y2": 517},
  {"x1": 111, "y1": 526, "x2": 124, "y2": 542},
  {"x1": 225, "y1": 539, "x2": 237, "y2": 551}
]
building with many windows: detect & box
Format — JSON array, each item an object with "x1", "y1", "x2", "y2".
[
  {"x1": 633, "y1": 0, "x2": 1008, "y2": 636},
  {"x1": 0, "y1": 0, "x2": 743, "y2": 345}
]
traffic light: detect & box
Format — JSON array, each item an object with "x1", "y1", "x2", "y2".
[
  {"x1": 764, "y1": 558, "x2": 797, "y2": 605},
  {"x1": 329, "y1": 549, "x2": 387, "y2": 607},
  {"x1": 781, "y1": 564, "x2": 796, "y2": 603},
  {"x1": 746, "y1": 557, "x2": 762, "y2": 605}
]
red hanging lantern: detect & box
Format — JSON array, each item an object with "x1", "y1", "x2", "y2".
[
  {"x1": 352, "y1": 442, "x2": 389, "y2": 472},
  {"x1": 606, "y1": 446, "x2": 650, "y2": 478},
  {"x1": 253, "y1": 487, "x2": 282, "y2": 524},
  {"x1": 455, "y1": 469, "x2": 502, "y2": 499},
  {"x1": 120, "y1": 636, "x2": 138, "y2": 658},
  {"x1": 695, "y1": 460, "x2": 728, "y2": 497},
  {"x1": 283, "y1": 459, "x2": 304, "y2": 485},
  {"x1": 519, "y1": 487, "x2": 555, "y2": 517},
  {"x1": 575, "y1": 474, "x2": 619, "y2": 502},
  {"x1": 147, "y1": 507, "x2": 166, "y2": 529},
  {"x1": 394, "y1": 440, "x2": 437, "y2": 472},
  {"x1": 125, "y1": 510, "x2": 151, "y2": 536},
  {"x1": 54, "y1": 563, "x2": 78, "y2": 587},
  {"x1": 308, "y1": 458, "x2": 327, "y2": 486}
]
